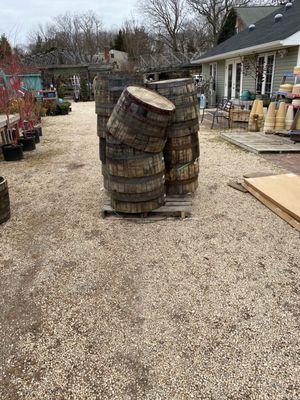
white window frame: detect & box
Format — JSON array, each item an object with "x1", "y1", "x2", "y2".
[
  {"x1": 224, "y1": 58, "x2": 243, "y2": 99},
  {"x1": 209, "y1": 63, "x2": 217, "y2": 79},
  {"x1": 256, "y1": 52, "x2": 276, "y2": 96}
]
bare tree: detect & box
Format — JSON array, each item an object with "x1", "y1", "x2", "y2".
[
  {"x1": 122, "y1": 19, "x2": 152, "y2": 60},
  {"x1": 138, "y1": 0, "x2": 189, "y2": 53},
  {"x1": 177, "y1": 18, "x2": 211, "y2": 54},
  {"x1": 187, "y1": 0, "x2": 251, "y2": 45},
  {"x1": 27, "y1": 11, "x2": 114, "y2": 61}
]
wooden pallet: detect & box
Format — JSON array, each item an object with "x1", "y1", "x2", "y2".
[
  {"x1": 221, "y1": 131, "x2": 300, "y2": 153},
  {"x1": 101, "y1": 195, "x2": 192, "y2": 219}
]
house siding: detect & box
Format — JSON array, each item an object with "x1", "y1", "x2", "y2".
[
  {"x1": 202, "y1": 45, "x2": 299, "y2": 100},
  {"x1": 272, "y1": 46, "x2": 299, "y2": 91},
  {"x1": 242, "y1": 59, "x2": 256, "y2": 93},
  {"x1": 242, "y1": 46, "x2": 299, "y2": 94},
  {"x1": 216, "y1": 60, "x2": 225, "y2": 100},
  {"x1": 202, "y1": 61, "x2": 225, "y2": 101}
]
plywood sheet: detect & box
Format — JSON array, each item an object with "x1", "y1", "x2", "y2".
[
  {"x1": 244, "y1": 173, "x2": 300, "y2": 222},
  {"x1": 243, "y1": 181, "x2": 300, "y2": 232}
]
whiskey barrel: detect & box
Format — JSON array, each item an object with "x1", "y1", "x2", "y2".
[
  {"x1": 165, "y1": 160, "x2": 199, "y2": 195},
  {"x1": 146, "y1": 78, "x2": 199, "y2": 135},
  {"x1": 146, "y1": 78, "x2": 200, "y2": 194},
  {"x1": 104, "y1": 133, "x2": 166, "y2": 213},
  {"x1": 105, "y1": 133, "x2": 164, "y2": 178},
  {"x1": 107, "y1": 86, "x2": 175, "y2": 153},
  {"x1": 94, "y1": 74, "x2": 142, "y2": 138},
  {"x1": 105, "y1": 173, "x2": 165, "y2": 196},
  {"x1": 0, "y1": 177, "x2": 10, "y2": 224},
  {"x1": 104, "y1": 169, "x2": 166, "y2": 213},
  {"x1": 167, "y1": 118, "x2": 199, "y2": 138},
  {"x1": 164, "y1": 130, "x2": 199, "y2": 167},
  {"x1": 97, "y1": 115, "x2": 109, "y2": 138},
  {"x1": 110, "y1": 194, "x2": 165, "y2": 214}
]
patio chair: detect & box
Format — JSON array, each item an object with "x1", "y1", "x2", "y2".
[{"x1": 209, "y1": 99, "x2": 233, "y2": 129}]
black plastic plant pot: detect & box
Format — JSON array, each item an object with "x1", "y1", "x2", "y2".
[
  {"x1": 2, "y1": 144, "x2": 24, "y2": 161},
  {"x1": 36, "y1": 126, "x2": 42, "y2": 136},
  {"x1": 25, "y1": 130, "x2": 40, "y2": 144},
  {"x1": 18, "y1": 137, "x2": 36, "y2": 151},
  {"x1": 33, "y1": 129, "x2": 40, "y2": 143}
]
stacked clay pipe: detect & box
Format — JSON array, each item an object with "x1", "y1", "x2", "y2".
[
  {"x1": 249, "y1": 99, "x2": 264, "y2": 132},
  {"x1": 147, "y1": 78, "x2": 200, "y2": 195},
  {"x1": 275, "y1": 102, "x2": 286, "y2": 131},
  {"x1": 292, "y1": 84, "x2": 300, "y2": 96},
  {"x1": 105, "y1": 86, "x2": 175, "y2": 213},
  {"x1": 285, "y1": 105, "x2": 294, "y2": 130},
  {"x1": 264, "y1": 102, "x2": 276, "y2": 133}
]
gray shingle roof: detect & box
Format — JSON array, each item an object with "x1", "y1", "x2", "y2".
[
  {"x1": 235, "y1": 6, "x2": 280, "y2": 27},
  {"x1": 193, "y1": 0, "x2": 300, "y2": 62}
]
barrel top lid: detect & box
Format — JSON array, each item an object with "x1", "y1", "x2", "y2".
[{"x1": 127, "y1": 86, "x2": 175, "y2": 112}]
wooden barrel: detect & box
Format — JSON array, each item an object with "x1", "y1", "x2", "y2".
[
  {"x1": 0, "y1": 177, "x2": 10, "y2": 224},
  {"x1": 97, "y1": 115, "x2": 109, "y2": 138},
  {"x1": 110, "y1": 194, "x2": 165, "y2": 214},
  {"x1": 103, "y1": 133, "x2": 166, "y2": 213},
  {"x1": 146, "y1": 78, "x2": 200, "y2": 195},
  {"x1": 167, "y1": 118, "x2": 199, "y2": 138},
  {"x1": 107, "y1": 86, "x2": 175, "y2": 153},
  {"x1": 146, "y1": 78, "x2": 199, "y2": 135},
  {"x1": 165, "y1": 160, "x2": 199, "y2": 195},
  {"x1": 105, "y1": 133, "x2": 164, "y2": 178},
  {"x1": 94, "y1": 74, "x2": 142, "y2": 139},
  {"x1": 164, "y1": 130, "x2": 199, "y2": 167},
  {"x1": 104, "y1": 170, "x2": 166, "y2": 213}
]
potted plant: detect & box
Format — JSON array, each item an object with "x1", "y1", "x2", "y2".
[
  {"x1": 19, "y1": 91, "x2": 40, "y2": 145},
  {"x1": 0, "y1": 74, "x2": 24, "y2": 161},
  {"x1": 57, "y1": 100, "x2": 71, "y2": 115}
]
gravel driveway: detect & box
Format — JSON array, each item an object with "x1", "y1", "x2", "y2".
[{"x1": 0, "y1": 101, "x2": 299, "y2": 399}]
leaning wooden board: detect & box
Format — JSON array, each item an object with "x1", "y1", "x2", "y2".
[{"x1": 243, "y1": 173, "x2": 300, "y2": 231}]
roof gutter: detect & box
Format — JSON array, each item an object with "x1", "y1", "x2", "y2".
[{"x1": 191, "y1": 40, "x2": 283, "y2": 64}]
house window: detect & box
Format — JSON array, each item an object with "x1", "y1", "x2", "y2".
[
  {"x1": 209, "y1": 63, "x2": 217, "y2": 91},
  {"x1": 256, "y1": 53, "x2": 275, "y2": 96}
]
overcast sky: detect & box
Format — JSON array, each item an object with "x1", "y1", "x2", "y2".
[{"x1": 1, "y1": 0, "x2": 138, "y2": 46}]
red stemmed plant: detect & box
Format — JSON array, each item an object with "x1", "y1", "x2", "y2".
[
  {"x1": 0, "y1": 54, "x2": 24, "y2": 145},
  {"x1": 0, "y1": 74, "x2": 19, "y2": 145},
  {"x1": 20, "y1": 90, "x2": 39, "y2": 135}
]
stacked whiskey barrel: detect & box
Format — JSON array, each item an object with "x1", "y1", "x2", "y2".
[
  {"x1": 105, "y1": 86, "x2": 175, "y2": 213},
  {"x1": 93, "y1": 74, "x2": 142, "y2": 162},
  {"x1": 147, "y1": 78, "x2": 200, "y2": 195}
]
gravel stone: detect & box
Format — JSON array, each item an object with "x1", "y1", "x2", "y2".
[{"x1": 0, "y1": 101, "x2": 299, "y2": 399}]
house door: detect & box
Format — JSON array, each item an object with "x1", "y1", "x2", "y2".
[{"x1": 225, "y1": 59, "x2": 242, "y2": 99}]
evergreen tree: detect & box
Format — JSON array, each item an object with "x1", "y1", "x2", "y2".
[
  {"x1": 80, "y1": 76, "x2": 89, "y2": 101},
  {"x1": 0, "y1": 34, "x2": 12, "y2": 60},
  {"x1": 113, "y1": 30, "x2": 125, "y2": 52},
  {"x1": 217, "y1": 8, "x2": 237, "y2": 45}
]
